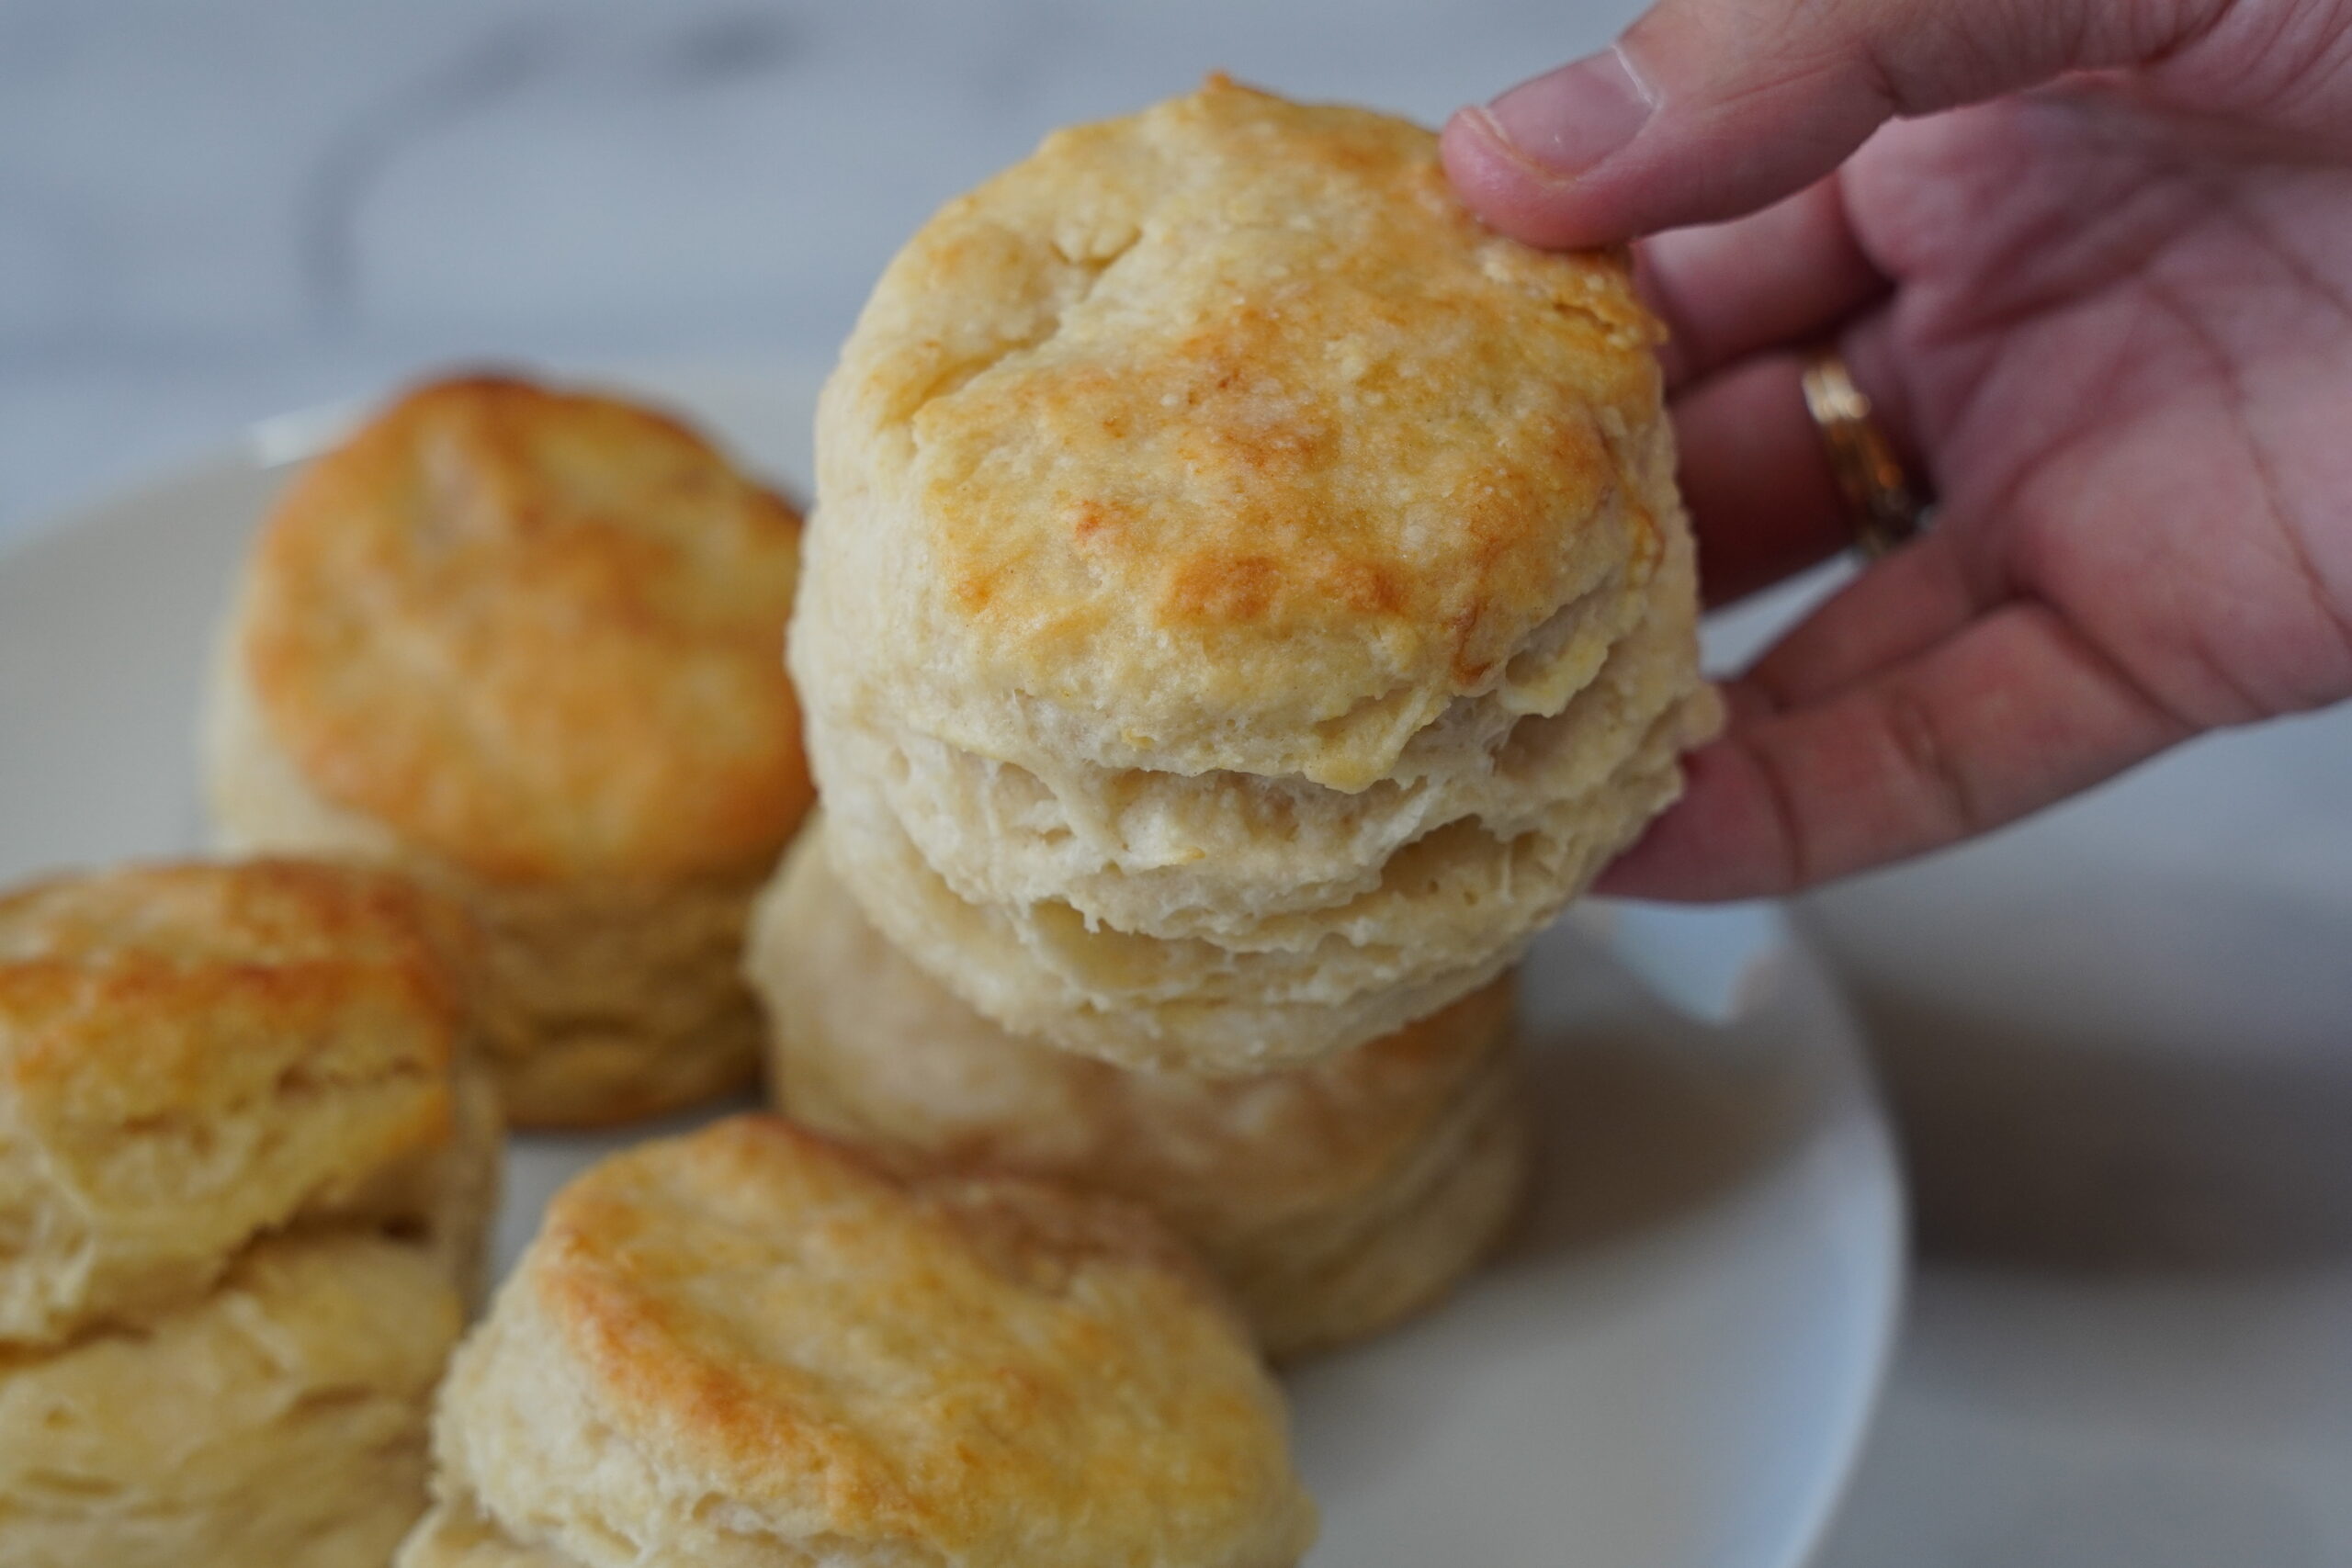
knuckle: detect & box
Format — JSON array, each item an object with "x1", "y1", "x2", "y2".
[
  {"x1": 1876, "y1": 682, "x2": 1978, "y2": 837},
  {"x1": 1733, "y1": 730, "x2": 1815, "y2": 893}
]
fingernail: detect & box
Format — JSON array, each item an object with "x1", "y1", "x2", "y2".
[{"x1": 1481, "y1": 46, "x2": 1655, "y2": 178}]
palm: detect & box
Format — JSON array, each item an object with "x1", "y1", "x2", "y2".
[
  {"x1": 1847, "y1": 89, "x2": 2352, "y2": 733},
  {"x1": 1443, "y1": 0, "x2": 2352, "y2": 897}
]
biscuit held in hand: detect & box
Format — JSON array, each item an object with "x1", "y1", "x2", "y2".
[{"x1": 799, "y1": 77, "x2": 1716, "y2": 1071}]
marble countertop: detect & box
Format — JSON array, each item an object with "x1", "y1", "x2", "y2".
[{"x1": 6, "y1": 5, "x2": 2350, "y2": 1564}]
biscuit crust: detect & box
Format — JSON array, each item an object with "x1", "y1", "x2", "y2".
[
  {"x1": 414, "y1": 1117, "x2": 1316, "y2": 1568},
  {"x1": 239, "y1": 376, "x2": 811, "y2": 883},
  {"x1": 810, "y1": 74, "x2": 1666, "y2": 789}
]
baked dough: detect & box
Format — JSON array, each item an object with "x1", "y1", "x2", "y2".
[
  {"x1": 0, "y1": 858, "x2": 495, "y2": 1344},
  {"x1": 204, "y1": 375, "x2": 816, "y2": 1124},
  {"x1": 748, "y1": 821, "x2": 1528, "y2": 1357},
  {"x1": 797, "y1": 77, "x2": 1716, "y2": 1071},
  {"x1": 400, "y1": 1116, "x2": 1317, "y2": 1568}
]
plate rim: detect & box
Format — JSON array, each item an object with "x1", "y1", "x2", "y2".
[{"x1": 1740, "y1": 908, "x2": 1906, "y2": 1568}]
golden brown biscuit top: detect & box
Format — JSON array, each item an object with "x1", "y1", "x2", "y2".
[
  {"x1": 0, "y1": 859, "x2": 468, "y2": 1341},
  {"x1": 525, "y1": 1116, "x2": 1313, "y2": 1565},
  {"x1": 243, "y1": 376, "x2": 810, "y2": 882},
  {"x1": 820, "y1": 75, "x2": 1666, "y2": 787}
]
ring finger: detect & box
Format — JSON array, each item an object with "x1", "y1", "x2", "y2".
[{"x1": 1670, "y1": 308, "x2": 1925, "y2": 608}]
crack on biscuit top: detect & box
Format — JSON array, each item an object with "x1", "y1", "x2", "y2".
[{"x1": 899, "y1": 228, "x2": 1143, "y2": 439}]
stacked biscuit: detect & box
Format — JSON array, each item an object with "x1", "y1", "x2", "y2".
[
  {"x1": 758, "y1": 78, "x2": 1715, "y2": 1357},
  {"x1": 0, "y1": 860, "x2": 499, "y2": 1568},
  {"x1": 205, "y1": 377, "x2": 816, "y2": 1128},
  {"x1": 792, "y1": 76, "x2": 1717, "y2": 1079},
  {"x1": 749, "y1": 821, "x2": 1529, "y2": 1358}
]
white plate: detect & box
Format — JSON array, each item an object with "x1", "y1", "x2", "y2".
[{"x1": 0, "y1": 365, "x2": 1903, "y2": 1568}]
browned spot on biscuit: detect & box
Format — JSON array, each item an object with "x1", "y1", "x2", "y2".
[
  {"x1": 1164, "y1": 553, "x2": 1283, "y2": 624},
  {"x1": 240, "y1": 377, "x2": 813, "y2": 883},
  {"x1": 1068, "y1": 497, "x2": 1131, "y2": 544}
]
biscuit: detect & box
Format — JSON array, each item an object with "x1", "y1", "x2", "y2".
[
  {"x1": 0, "y1": 858, "x2": 496, "y2": 1345},
  {"x1": 795, "y1": 78, "x2": 1717, "y2": 1071},
  {"x1": 0, "y1": 1232, "x2": 463, "y2": 1568},
  {"x1": 748, "y1": 823, "x2": 1528, "y2": 1356},
  {"x1": 399, "y1": 1116, "x2": 1317, "y2": 1568},
  {"x1": 203, "y1": 375, "x2": 816, "y2": 1125}
]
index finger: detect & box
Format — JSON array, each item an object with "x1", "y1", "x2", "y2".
[
  {"x1": 1597, "y1": 598, "x2": 2193, "y2": 900},
  {"x1": 1638, "y1": 175, "x2": 1883, "y2": 391}
]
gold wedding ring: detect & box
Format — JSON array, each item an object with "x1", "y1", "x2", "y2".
[{"x1": 1801, "y1": 351, "x2": 1927, "y2": 558}]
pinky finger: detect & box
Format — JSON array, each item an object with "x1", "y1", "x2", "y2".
[{"x1": 1597, "y1": 599, "x2": 2197, "y2": 901}]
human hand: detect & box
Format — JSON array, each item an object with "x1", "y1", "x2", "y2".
[{"x1": 1443, "y1": 0, "x2": 2352, "y2": 899}]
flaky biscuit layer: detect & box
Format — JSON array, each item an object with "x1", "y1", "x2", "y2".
[
  {"x1": 0, "y1": 858, "x2": 487, "y2": 1346},
  {"x1": 0, "y1": 1232, "x2": 462, "y2": 1568}
]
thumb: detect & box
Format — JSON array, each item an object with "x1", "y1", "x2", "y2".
[{"x1": 1442, "y1": 0, "x2": 2236, "y2": 247}]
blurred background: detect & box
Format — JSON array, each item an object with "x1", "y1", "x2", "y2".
[
  {"x1": 5, "y1": 3, "x2": 2350, "y2": 1563},
  {"x1": 0, "y1": 0, "x2": 1626, "y2": 533}
]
